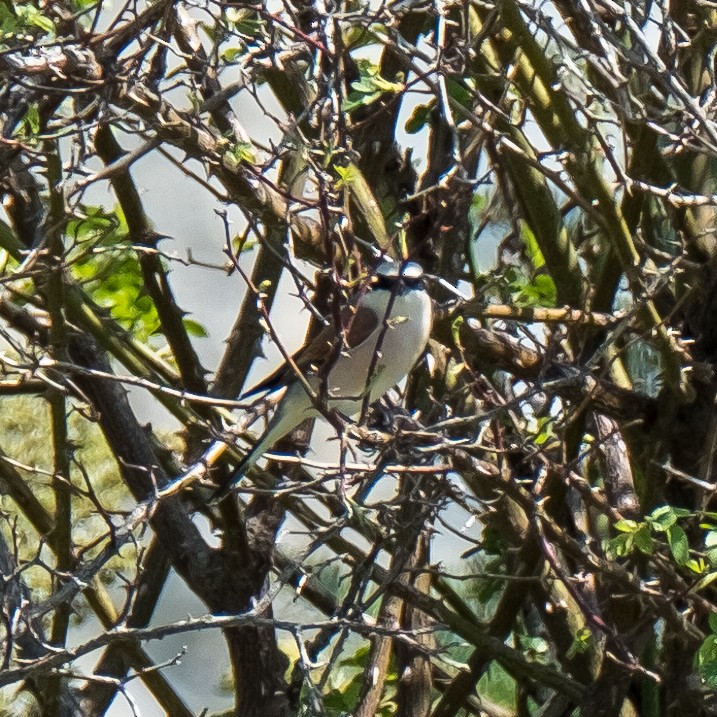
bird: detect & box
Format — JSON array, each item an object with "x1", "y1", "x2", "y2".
[{"x1": 214, "y1": 259, "x2": 433, "y2": 498}]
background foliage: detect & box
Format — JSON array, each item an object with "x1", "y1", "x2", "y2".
[{"x1": 2, "y1": 1, "x2": 717, "y2": 715}]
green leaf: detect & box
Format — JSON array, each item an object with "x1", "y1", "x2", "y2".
[
  {"x1": 533, "y1": 275, "x2": 557, "y2": 305},
  {"x1": 606, "y1": 532, "x2": 634, "y2": 558},
  {"x1": 183, "y1": 318, "x2": 208, "y2": 338},
  {"x1": 231, "y1": 141, "x2": 256, "y2": 164},
  {"x1": 225, "y1": 9, "x2": 264, "y2": 39},
  {"x1": 343, "y1": 59, "x2": 404, "y2": 112},
  {"x1": 445, "y1": 361, "x2": 465, "y2": 390},
  {"x1": 667, "y1": 524, "x2": 690, "y2": 565},
  {"x1": 451, "y1": 315, "x2": 464, "y2": 348},
  {"x1": 22, "y1": 104, "x2": 40, "y2": 135},
  {"x1": 15, "y1": 5, "x2": 55, "y2": 35},
  {"x1": 513, "y1": 273, "x2": 557, "y2": 308},
  {"x1": 519, "y1": 221, "x2": 545, "y2": 271},
  {"x1": 334, "y1": 162, "x2": 359, "y2": 187},
  {"x1": 518, "y1": 634, "x2": 549, "y2": 657},
  {"x1": 567, "y1": 627, "x2": 593, "y2": 658},
  {"x1": 648, "y1": 505, "x2": 689, "y2": 531},
  {"x1": 614, "y1": 519, "x2": 639, "y2": 533},
  {"x1": 710, "y1": 613, "x2": 717, "y2": 634},
  {"x1": 692, "y1": 572, "x2": 717, "y2": 593},
  {"x1": 221, "y1": 47, "x2": 244, "y2": 63},
  {"x1": 697, "y1": 635, "x2": 717, "y2": 689},
  {"x1": 445, "y1": 78, "x2": 473, "y2": 108},
  {"x1": 67, "y1": 205, "x2": 161, "y2": 341},
  {"x1": 405, "y1": 102, "x2": 434, "y2": 134},
  {"x1": 533, "y1": 416, "x2": 557, "y2": 448},
  {"x1": 685, "y1": 557, "x2": 706, "y2": 575},
  {"x1": 476, "y1": 662, "x2": 516, "y2": 712},
  {"x1": 634, "y1": 524, "x2": 653, "y2": 554}
]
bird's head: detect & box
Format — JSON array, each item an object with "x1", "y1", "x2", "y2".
[{"x1": 373, "y1": 260, "x2": 425, "y2": 291}]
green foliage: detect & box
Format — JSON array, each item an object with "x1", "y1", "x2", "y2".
[
  {"x1": 445, "y1": 78, "x2": 473, "y2": 109},
  {"x1": 510, "y1": 270, "x2": 558, "y2": 308},
  {"x1": 334, "y1": 162, "x2": 359, "y2": 188},
  {"x1": 317, "y1": 643, "x2": 397, "y2": 716},
  {"x1": 608, "y1": 505, "x2": 712, "y2": 576},
  {"x1": 343, "y1": 60, "x2": 404, "y2": 112},
  {"x1": 696, "y1": 616, "x2": 717, "y2": 690},
  {"x1": 0, "y1": 4, "x2": 55, "y2": 45},
  {"x1": 15, "y1": 104, "x2": 40, "y2": 140},
  {"x1": 460, "y1": 554, "x2": 510, "y2": 618},
  {"x1": 224, "y1": 7, "x2": 265, "y2": 41},
  {"x1": 533, "y1": 415, "x2": 557, "y2": 448},
  {"x1": 567, "y1": 627, "x2": 594, "y2": 658},
  {"x1": 183, "y1": 318, "x2": 209, "y2": 338},
  {"x1": 68, "y1": 205, "x2": 161, "y2": 341},
  {"x1": 65, "y1": 204, "x2": 208, "y2": 344},
  {"x1": 229, "y1": 140, "x2": 258, "y2": 165},
  {"x1": 405, "y1": 101, "x2": 434, "y2": 134},
  {"x1": 520, "y1": 221, "x2": 545, "y2": 272},
  {"x1": 476, "y1": 662, "x2": 516, "y2": 713}
]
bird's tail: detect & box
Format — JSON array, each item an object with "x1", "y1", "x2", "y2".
[
  {"x1": 209, "y1": 430, "x2": 276, "y2": 503},
  {"x1": 209, "y1": 393, "x2": 307, "y2": 503}
]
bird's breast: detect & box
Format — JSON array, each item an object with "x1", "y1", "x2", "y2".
[{"x1": 316, "y1": 288, "x2": 432, "y2": 413}]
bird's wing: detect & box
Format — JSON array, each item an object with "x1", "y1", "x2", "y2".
[{"x1": 240, "y1": 300, "x2": 381, "y2": 399}]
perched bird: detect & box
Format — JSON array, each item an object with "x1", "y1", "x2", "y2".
[{"x1": 215, "y1": 260, "x2": 433, "y2": 497}]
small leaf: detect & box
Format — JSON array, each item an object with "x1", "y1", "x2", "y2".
[
  {"x1": 451, "y1": 315, "x2": 464, "y2": 349},
  {"x1": 445, "y1": 362, "x2": 465, "y2": 390},
  {"x1": 648, "y1": 505, "x2": 682, "y2": 532},
  {"x1": 343, "y1": 59, "x2": 403, "y2": 113},
  {"x1": 697, "y1": 635, "x2": 717, "y2": 688},
  {"x1": 685, "y1": 558, "x2": 706, "y2": 575},
  {"x1": 567, "y1": 627, "x2": 593, "y2": 658},
  {"x1": 614, "y1": 519, "x2": 639, "y2": 533},
  {"x1": 28, "y1": 10, "x2": 54, "y2": 33},
  {"x1": 519, "y1": 221, "x2": 545, "y2": 271},
  {"x1": 634, "y1": 524, "x2": 653, "y2": 554},
  {"x1": 445, "y1": 78, "x2": 472, "y2": 108},
  {"x1": 405, "y1": 102, "x2": 434, "y2": 134},
  {"x1": 222, "y1": 47, "x2": 244, "y2": 63},
  {"x1": 667, "y1": 524, "x2": 690, "y2": 565},
  {"x1": 607, "y1": 532, "x2": 634, "y2": 558},
  {"x1": 15, "y1": 5, "x2": 55, "y2": 35},
  {"x1": 513, "y1": 273, "x2": 557, "y2": 308},
  {"x1": 183, "y1": 318, "x2": 208, "y2": 338},
  {"x1": 334, "y1": 163, "x2": 359, "y2": 187},
  {"x1": 692, "y1": 572, "x2": 717, "y2": 593},
  {"x1": 22, "y1": 104, "x2": 40, "y2": 135},
  {"x1": 231, "y1": 141, "x2": 256, "y2": 164}
]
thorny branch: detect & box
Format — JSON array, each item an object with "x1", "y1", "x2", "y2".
[{"x1": 3, "y1": 2, "x2": 717, "y2": 716}]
